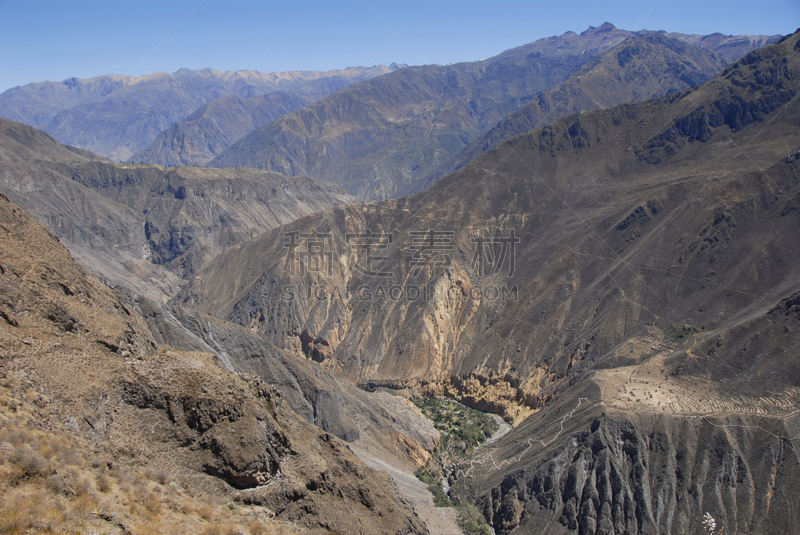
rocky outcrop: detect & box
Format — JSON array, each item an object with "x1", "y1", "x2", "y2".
[
  {"x1": 454, "y1": 406, "x2": 800, "y2": 534},
  {"x1": 120, "y1": 354, "x2": 293, "y2": 488},
  {"x1": 638, "y1": 43, "x2": 797, "y2": 163}
]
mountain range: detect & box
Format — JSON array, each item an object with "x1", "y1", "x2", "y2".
[
  {"x1": 0, "y1": 21, "x2": 797, "y2": 535},
  {"x1": 412, "y1": 31, "x2": 728, "y2": 193},
  {"x1": 208, "y1": 24, "x2": 781, "y2": 200},
  {"x1": 0, "y1": 65, "x2": 399, "y2": 161},
  {"x1": 176, "y1": 30, "x2": 800, "y2": 534}
]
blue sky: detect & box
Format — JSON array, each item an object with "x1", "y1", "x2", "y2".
[{"x1": 1, "y1": 0, "x2": 798, "y2": 92}]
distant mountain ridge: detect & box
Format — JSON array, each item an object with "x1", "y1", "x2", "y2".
[
  {"x1": 210, "y1": 23, "x2": 638, "y2": 200},
  {"x1": 411, "y1": 31, "x2": 729, "y2": 193},
  {"x1": 663, "y1": 30, "x2": 785, "y2": 62},
  {"x1": 210, "y1": 24, "x2": 780, "y2": 200},
  {"x1": 0, "y1": 65, "x2": 399, "y2": 160},
  {"x1": 130, "y1": 91, "x2": 314, "y2": 166}
]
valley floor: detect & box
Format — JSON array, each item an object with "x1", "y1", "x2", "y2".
[{"x1": 350, "y1": 442, "x2": 463, "y2": 535}]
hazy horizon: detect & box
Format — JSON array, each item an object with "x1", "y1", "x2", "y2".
[{"x1": 1, "y1": 0, "x2": 798, "y2": 92}]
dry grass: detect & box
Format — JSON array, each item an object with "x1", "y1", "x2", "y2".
[
  {"x1": 0, "y1": 393, "x2": 303, "y2": 535},
  {"x1": 96, "y1": 472, "x2": 113, "y2": 493},
  {"x1": 146, "y1": 467, "x2": 169, "y2": 485},
  {"x1": 198, "y1": 505, "x2": 216, "y2": 521}
]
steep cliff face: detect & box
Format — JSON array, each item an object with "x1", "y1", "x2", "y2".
[
  {"x1": 177, "y1": 32, "x2": 800, "y2": 533},
  {"x1": 66, "y1": 162, "x2": 353, "y2": 279},
  {"x1": 0, "y1": 191, "x2": 427, "y2": 534}
]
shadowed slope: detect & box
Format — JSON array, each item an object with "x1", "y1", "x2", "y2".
[{"x1": 412, "y1": 32, "x2": 728, "y2": 193}]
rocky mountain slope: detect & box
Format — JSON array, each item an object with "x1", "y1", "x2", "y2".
[
  {"x1": 209, "y1": 24, "x2": 778, "y2": 201},
  {"x1": 0, "y1": 117, "x2": 353, "y2": 301},
  {"x1": 131, "y1": 91, "x2": 313, "y2": 166},
  {"x1": 412, "y1": 32, "x2": 727, "y2": 193},
  {"x1": 453, "y1": 395, "x2": 800, "y2": 534},
  {"x1": 0, "y1": 65, "x2": 397, "y2": 161},
  {"x1": 667, "y1": 31, "x2": 783, "y2": 63},
  {"x1": 128, "y1": 291, "x2": 439, "y2": 469},
  {"x1": 122, "y1": 290, "x2": 458, "y2": 531},
  {"x1": 0, "y1": 191, "x2": 428, "y2": 534},
  {"x1": 178, "y1": 30, "x2": 800, "y2": 533},
  {"x1": 209, "y1": 23, "x2": 638, "y2": 200}
]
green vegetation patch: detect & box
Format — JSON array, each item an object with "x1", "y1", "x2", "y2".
[
  {"x1": 411, "y1": 396, "x2": 498, "y2": 533},
  {"x1": 666, "y1": 323, "x2": 701, "y2": 344},
  {"x1": 412, "y1": 396, "x2": 499, "y2": 455},
  {"x1": 415, "y1": 466, "x2": 454, "y2": 507},
  {"x1": 457, "y1": 506, "x2": 493, "y2": 535}
]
